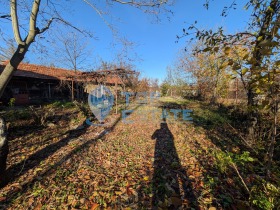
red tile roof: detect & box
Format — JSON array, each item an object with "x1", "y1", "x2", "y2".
[
  {"x1": 0, "y1": 61, "x2": 81, "y2": 80},
  {"x1": 0, "y1": 62, "x2": 123, "y2": 85}
]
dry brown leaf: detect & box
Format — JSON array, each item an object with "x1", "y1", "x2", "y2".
[
  {"x1": 34, "y1": 202, "x2": 42, "y2": 210},
  {"x1": 0, "y1": 197, "x2": 6, "y2": 202},
  {"x1": 84, "y1": 175, "x2": 91, "y2": 180},
  {"x1": 90, "y1": 203, "x2": 99, "y2": 210}
]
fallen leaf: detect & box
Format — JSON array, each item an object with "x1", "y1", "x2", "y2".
[
  {"x1": 171, "y1": 196, "x2": 182, "y2": 208},
  {"x1": 143, "y1": 176, "x2": 149, "y2": 181},
  {"x1": 84, "y1": 175, "x2": 91, "y2": 180},
  {"x1": 34, "y1": 202, "x2": 42, "y2": 210},
  {"x1": 115, "y1": 191, "x2": 122, "y2": 195},
  {"x1": 90, "y1": 203, "x2": 99, "y2": 210},
  {"x1": 0, "y1": 197, "x2": 6, "y2": 202}
]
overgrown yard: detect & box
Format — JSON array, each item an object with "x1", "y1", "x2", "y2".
[{"x1": 0, "y1": 98, "x2": 279, "y2": 209}]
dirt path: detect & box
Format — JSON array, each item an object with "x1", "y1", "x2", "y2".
[{"x1": 1, "y1": 100, "x2": 224, "y2": 209}]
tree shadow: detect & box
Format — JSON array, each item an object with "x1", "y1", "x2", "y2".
[
  {"x1": 1, "y1": 104, "x2": 143, "y2": 206},
  {"x1": 191, "y1": 104, "x2": 255, "y2": 155},
  {"x1": 187, "y1": 104, "x2": 261, "y2": 208},
  {"x1": 4, "y1": 123, "x2": 89, "y2": 187},
  {"x1": 6, "y1": 112, "x2": 71, "y2": 141},
  {"x1": 7, "y1": 124, "x2": 45, "y2": 140},
  {"x1": 158, "y1": 102, "x2": 184, "y2": 110},
  {"x1": 150, "y1": 114, "x2": 197, "y2": 209}
]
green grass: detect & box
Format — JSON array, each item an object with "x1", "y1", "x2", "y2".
[
  {"x1": 159, "y1": 96, "x2": 190, "y2": 105},
  {"x1": 48, "y1": 101, "x2": 75, "y2": 108}
]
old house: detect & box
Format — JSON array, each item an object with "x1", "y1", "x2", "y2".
[{"x1": 0, "y1": 61, "x2": 132, "y2": 105}]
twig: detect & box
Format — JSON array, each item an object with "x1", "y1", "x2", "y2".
[
  {"x1": 226, "y1": 122, "x2": 258, "y2": 153},
  {"x1": 0, "y1": 15, "x2": 11, "y2": 19},
  {"x1": 230, "y1": 161, "x2": 251, "y2": 195},
  {"x1": 17, "y1": 159, "x2": 26, "y2": 176},
  {"x1": 39, "y1": 17, "x2": 83, "y2": 34},
  {"x1": 82, "y1": 0, "x2": 115, "y2": 32},
  {"x1": 112, "y1": 0, "x2": 165, "y2": 7}
]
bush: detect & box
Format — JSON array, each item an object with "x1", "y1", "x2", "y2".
[{"x1": 250, "y1": 182, "x2": 280, "y2": 210}]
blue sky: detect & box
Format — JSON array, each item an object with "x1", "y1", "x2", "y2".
[{"x1": 0, "y1": 0, "x2": 251, "y2": 82}]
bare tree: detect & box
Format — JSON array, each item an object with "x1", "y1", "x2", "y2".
[
  {"x1": 52, "y1": 31, "x2": 91, "y2": 100},
  {"x1": 54, "y1": 32, "x2": 90, "y2": 71}
]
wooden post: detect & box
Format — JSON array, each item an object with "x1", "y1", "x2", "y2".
[
  {"x1": 235, "y1": 77, "x2": 238, "y2": 105},
  {"x1": 124, "y1": 85, "x2": 127, "y2": 110},
  {"x1": 48, "y1": 83, "x2": 51, "y2": 99},
  {"x1": 71, "y1": 79, "x2": 74, "y2": 101},
  {"x1": 115, "y1": 82, "x2": 118, "y2": 114}
]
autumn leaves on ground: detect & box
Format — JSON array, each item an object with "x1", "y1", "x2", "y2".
[{"x1": 0, "y1": 97, "x2": 278, "y2": 209}]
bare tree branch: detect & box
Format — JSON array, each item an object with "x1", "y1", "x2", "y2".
[
  {"x1": 10, "y1": 0, "x2": 24, "y2": 45},
  {"x1": 82, "y1": 0, "x2": 115, "y2": 32},
  {"x1": 38, "y1": 17, "x2": 54, "y2": 34},
  {"x1": 29, "y1": 0, "x2": 40, "y2": 32},
  {"x1": 38, "y1": 17, "x2": 84, "y2": 34},
  {"x1": 112, "y1": 0, "x2": 168, "y2": 7},
  {"x1": 0, "y1": 14, "x2": 11, "y2": 20},
  {"x1": 26, "y1": 0, "x2": 41, "y2": 44}
]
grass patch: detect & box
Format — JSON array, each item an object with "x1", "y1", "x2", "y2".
[{"x1": 48, "y1": 101, "x2": 75, "y2": 108}]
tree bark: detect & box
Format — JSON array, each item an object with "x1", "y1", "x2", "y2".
[
  {"x1": 266, "y1": 70, "x2": 279, "y2": 177},
  {"x1": 0, "y1": 45, "x2": 26, "y2": 97},
  {"x1": 0, "y1": 46, "x2": 27, "y2": 187},
  {"x1": 0, "y1": 117, "x2": 8, "y2": 187},
  {"x1": 266, "y1": 101, "x2": 278, "y2": 177},
  {"x1": 247, "y1": 87, "x2": 258, "y2": 142}
]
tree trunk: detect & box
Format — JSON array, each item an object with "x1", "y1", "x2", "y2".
[
  {"x1": 211, "y1": 83, "x2": 218, "y2": 104},
  {"x1": 0, "y1": 46, "x2": 25, "y2": 97},
  {"x1": 0, "y1": 117, "x2": 8, "y2": 187},
  {"x1": 247, "y1": 87, "x2": 258, "y2": 142},
  {"x1": 266, "y1": 101, "x2": 278, "y2": 178},
  {"x1": 266, "y1": 72, "x2": 279, "y2": 177},
  {"x1": 0, "y1": 46, "x2": 26, "y2": 186}
]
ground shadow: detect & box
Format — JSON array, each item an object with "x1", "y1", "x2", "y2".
[
  {"x1": 150, "y1": 114, "x2": 197, "y2": 209},
  {"x1": 188, "y1": 104, "x2": 260, "y2": 208},
  {"x1": 191, "y1": 104, "x2": 256, "y2": 155},
  {"x1": 7, "y1": 124, "x2": 45, "y2": 140},
  {"x1": 4, "y1": 123, "x2": 89, "y2": 186},
  {"x1": 1, "y1": 104, "x2": 143, "y2": 207}
]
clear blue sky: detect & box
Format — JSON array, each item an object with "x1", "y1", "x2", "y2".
[{"x1": 0, "y1": 0, "x2": 251, "y2": 82}]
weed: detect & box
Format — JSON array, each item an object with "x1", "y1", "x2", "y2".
[
  {"x1": 73, "y1": 101, "x2": 91, "y2": 117},
  {"x1": 8, "y1": 98, "x2": 16, "y2": 107},
  {"x1": 48, "y1": 101, "x2": 75, "y2": 108},
  {"x1": 250, "y1": 182, "x2": 280, "y2": 210},
  {"x1": 29, "y1": 106, "x2": 54, "y2": 126}
]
